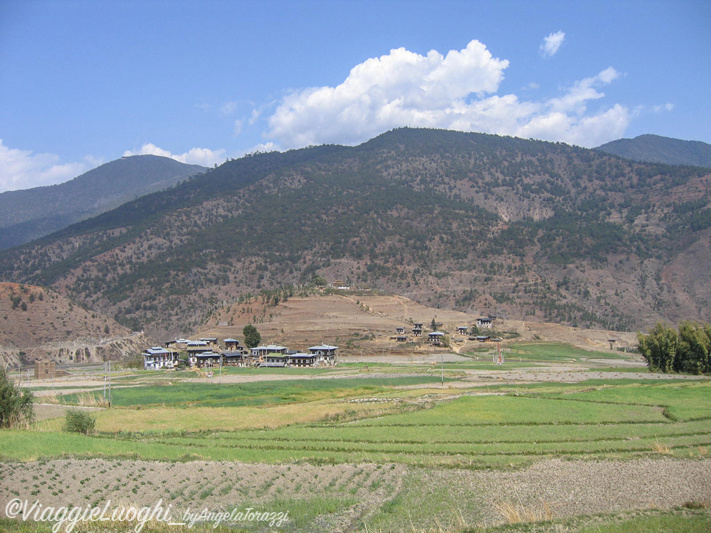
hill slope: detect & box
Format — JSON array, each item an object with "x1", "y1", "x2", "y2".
[
  {"x1": 596, "y1": 134, "x2": 711, "y2": 168},
  {"x1": 0, "y1": 155, "x2": 206, "y2": 249},
  {"x1": 0, "y1": 283, "x2": 151, "y2": 369},
  {"x1": 0, "y1": 128, "x2": 709, "y2": 339}
]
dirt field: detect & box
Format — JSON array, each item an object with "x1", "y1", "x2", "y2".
[
  {"x1": 198, "y1": 293, "x2": 639, "y2": 355},
  {"x1": 1, "y1": 458, "x2": 709, "y2": 531}
]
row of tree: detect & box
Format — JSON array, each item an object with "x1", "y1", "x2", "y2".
[{"x1": 638, "y1": 321, "x2": 711, "y2": 374}]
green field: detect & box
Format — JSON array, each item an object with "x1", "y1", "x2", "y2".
[
  {"x1": 61, "y1": 375, "x2": 447, "y2": 408},
  {"x1": 2, "y1": 342, "x2": 710, "y2": 532},
  {"x1": 5, "y1": 379, "x2": 711, "y2": 467}
]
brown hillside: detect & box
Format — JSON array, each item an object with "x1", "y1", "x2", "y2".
[
  {"x1": 197, "y1": 292, "x2": 638, "y2": 356},
  {"x1": 0, "y1": 283, "x2": 151, "y2": 369}
]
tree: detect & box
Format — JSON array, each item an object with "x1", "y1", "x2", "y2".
[
  {"x1": 638, "y1": 321, "x2": 711, "y2": 375},
  {"x1": 677, "y1": 321, "x2": 711, "y2": 375},
  {"x1": 637, "y1": 323, "x2": 678, "y2": 373},
  {"x1": 243, "y1": 324, "x2": 261, "y2": 349},
  {"x1": 0, "y1": 367, "x2": 34, "y2": 428}
]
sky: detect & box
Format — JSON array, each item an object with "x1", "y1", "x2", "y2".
[{"x1": 0, "y1": 0, "x2": 709, "y2": 193}]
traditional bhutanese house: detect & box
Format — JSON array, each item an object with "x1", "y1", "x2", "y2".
[
  {"x1": 187, "y1": 340, "x2": 209, "y2": 351},
  {"x1": 476, "y1": 317, "x2": 493, "y2": 329},
  {"x1": 309, "y1": 344, "x2": 338, "y2": 365},
  {"x1": 143, "y1": 347, "x2": 181, "y2": 370},
  {"x1": 250, "y1": 345, "x2": 287, "y2": 365},
  {"x1": 165, "y1": 338, "x2": 191, "y2": 349},
  {"x1": 395, "y1": 335, "x2": 408, "y2": 342},
  {"x1": 428, "y1": 331, "x2": 445, "y2": 345},
  {"x1": 287, "y1": 352, "x2": 318, "y2": 367},
  {"x1": 476, "y1": 335, "x2": 491, "y2": 343},
  {"x1": 186, "y1": 341, "x2": 212, "y2": 367},
  {"x1": 261, "y1": 352, "x2": 288, "y2": 367},
  {"x1": 193, "y1": 350, "x2": 222, "y2": 368},
  {"x1": 412, "y1": 324, "x2": 423, "y2": 337},
  {"x1": 223, "y1": 338, "x2": 241, "y2": 350},
  {"x1": 251, "y1": 345, "x2": 288, "y2": 357},
  {"x1": 222, "y1": 351, "x2": 246, "y2": 366},
  {"x1": 457, "y1": 326, "x2": 469, "y2": 335},
  {"x1": 395, "y1": 326, "x2": 405, "y2": 334},
  {"x1": 199, "y1": 337, "x2": 219, "y2": 347}
]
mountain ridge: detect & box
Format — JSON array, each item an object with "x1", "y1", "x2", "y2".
[
  {"x1": 0, "y1": 155, "x2": 206, "y2": 250},
  {"x1": 595, "y1": 134, "x2": 711, "y2": 168},
  {"x1": 1, "y1": 128, "x2": 709, "y2": 339}
]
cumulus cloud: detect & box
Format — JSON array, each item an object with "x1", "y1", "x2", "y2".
[
  {"x1": 265, "y1": 40, "x2": 629, "y2": 149},
  {"x1": 267, "y1": 40, "x2": 509, "y2": 147},
  {"x1": 540, "y1": 31, "x2": 565, "y2": 58},
  {"x1": 0, "y1": 140, "x2": 101, "y2": 193},
  {"x1": 123, "y1": 144, "x2": 226, "y2": 167}
]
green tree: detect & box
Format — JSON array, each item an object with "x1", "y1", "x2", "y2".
[
  {"x1": 677, "y1": 321, "x2": 711, "y2": 375},
  {"x1": 0, "y1": 367, "x2": 34, "y2": 428},
  {"x1": 243, "y1": 324, "x2": 261, "y2": 349},
  {"x1": 638, "y1": 321, "x2": 711, "y2": 374},
  {"x1": 638, "y1": 323, "x2": 678, "y2": 373},
  {"x1": 311, "y1": 274, "x2": 327, "y2": 287}
]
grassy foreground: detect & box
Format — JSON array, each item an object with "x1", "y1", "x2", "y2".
[
  {"x1": 8, "y1": 380, "x2": 710, "y2": 467},
  {"x1": 1, "y1": 343, "x2": 710, "y2": 532}
]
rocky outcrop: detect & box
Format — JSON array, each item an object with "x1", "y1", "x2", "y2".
[{"x1": 0, "y1": 332, "x2": 152, "y2": 370}]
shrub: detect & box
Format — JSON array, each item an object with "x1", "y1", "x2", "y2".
[
  {"x1": 64, "y1": 409, "x2": 96, "y2": 434},
  {"x1": 0, "y1": 367, "x2": 34, "y2": 428}
]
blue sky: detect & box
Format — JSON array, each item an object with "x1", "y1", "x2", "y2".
[{"x1": 0, "y1": 0, "x2": 709, "y2": 192}]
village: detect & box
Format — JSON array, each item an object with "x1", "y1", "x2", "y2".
[{"x1": 141, "y1": 316, "x2": 498, "y2": 370}]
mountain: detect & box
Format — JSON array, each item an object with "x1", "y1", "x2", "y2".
[
  {"x1": 0, "y1": 283, "x2": 152, "y2": 369},
  {"x1": 596, "y1": 134, "x2": 711, "y2": 168},
  {"x1": 0, "y1": 155, "x2": 206, "y2": 250},
  {"x1": 0, "y1": 128, "x2": 709, "y2": 340}
]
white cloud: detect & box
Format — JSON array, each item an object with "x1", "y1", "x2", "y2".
[
  {"x1": 265, "y1": 40, "x2": 629, "y2": 149},
  {"x1": 540, "y1": 31, "x2": 565, "y2": 58},
  {"x1": 220, "y1": 101, "x2": 238, "y2": 116},
  {"x1": 653, "y1": 103, "x2": 674, "y2": 113},
  {"x1": 546, "y1": 67, "x2": 620, "y2": 113},
  {"x1": 244, "y1": 142, "x2": 280, "y2": 155},
  {"x1": 268, "y1": 40, "x2": 509, "y2": 147},
  {"x1": 123, "y1": 144, "x2": 226, "y2": 167},
  {"x1": 0, "y1": 140, "x2": 101, "y2": 193}
]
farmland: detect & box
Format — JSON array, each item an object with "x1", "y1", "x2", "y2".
[{"x1": 1, "y1": 342, "x2": 711, "y2": 532}]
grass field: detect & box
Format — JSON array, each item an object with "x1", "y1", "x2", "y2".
[
  {"x1": 2, "y1": 342, "x2": 710, "y2": 532},
  {"x1": 6, "y1": 379, "x2": 711, "y2": 468},
  {"x1": 60, "y1": 375, "x2": 446, "y2": 408}
]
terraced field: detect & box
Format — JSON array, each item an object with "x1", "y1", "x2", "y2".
[{"x1": 2, "y1": 343, "x2": 711, "y2": 532}]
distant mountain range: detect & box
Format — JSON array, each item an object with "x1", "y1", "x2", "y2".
[
  {"x1": 0, "y1": 155, "x2": 206, "y2": 250},
  {"x1": 596, "y1": 134, "x2": 711, "y2": 168},
  {"x1": 0, "y1": 128, "x2": 709, "y2": 340}
]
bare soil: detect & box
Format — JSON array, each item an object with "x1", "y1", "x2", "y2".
[
  {"x1": 1, "y1": 458, "x2": 709, "y2": 531},
  {"x1": 199, "y1": 293, "x2": 640, "y2": 358}
]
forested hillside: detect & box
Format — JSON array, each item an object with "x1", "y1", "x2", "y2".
[
  {"x1": 596, "y1": 134, "x2": 711, "y2": 168},
  {"x1": 0, "y1": 128, "x2": 709, "y2": 339},
  {"x1": 0, "y1": 155, "x2": 205, "y2": 249}
]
